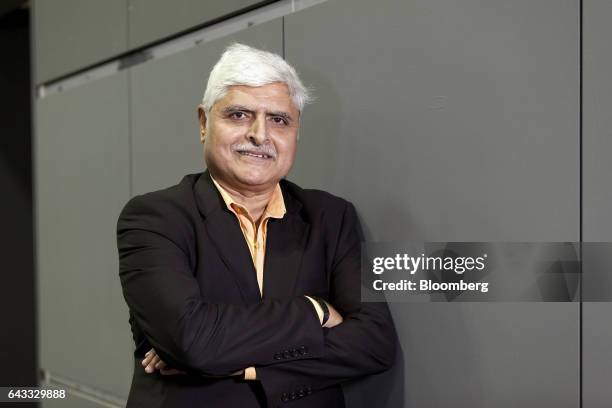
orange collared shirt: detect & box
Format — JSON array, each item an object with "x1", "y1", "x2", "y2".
[
  {"x1": 210, "y1": 176, "x2": 286, "y2": 381},
  {"x1": 210, "y1": 176, "x2": 286, "y2": 297}
]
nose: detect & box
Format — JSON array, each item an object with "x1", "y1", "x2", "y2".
[{"x1": 246, "y1": 114, "x2": 267, "y2": 145}]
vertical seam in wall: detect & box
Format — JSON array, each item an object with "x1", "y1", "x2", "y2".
[
  {"x1": 282, "y1": 15, "x2": 286, "y2": 59},
  {"x1": 127, "y1": 70, "x2": 133, "y2": 198},
  {"x1": 30, "y1": 0, "x2": 40, "y2": 387},
  {"x1": 126, "y1": 0, "x2": 133, "y2": 198},
  {"x1": 126, "y1": 0, "x2": 130, "y2": 49},
  {"x1": 579, "y1": 0, "x2": 583, "y2": 407}
]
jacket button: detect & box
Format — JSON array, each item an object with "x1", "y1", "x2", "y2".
[
  {"x1": 300, "y1": 345, "x2": 308, "y2": 355},
  {"x1": 282, "y1": 350, "x2": 290, "y2": 359},
  {"x1": 274, "y1": 353, "x2": 282, "y2": 360},
  {"x1": 281, "y1": 393, "x2": 289, "y2": 402},
  {"x1": 298, "y1": 389, "x2": 305, "y2": 397},
  {"x1": 291, "y1": 349, "x2": 299, "y2": 357},
  {"x1": 306, "y1": 386, "x2": 312, "y2": 395},
  {"x1": 290, "y1": 392, "x2": 296, "y2": 400}
]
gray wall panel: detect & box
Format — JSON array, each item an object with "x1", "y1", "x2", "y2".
[
  {"x1": 583, "y1": 1, "x2": 612, "y2": 240},
  {"x1": 583, "y1": 0, "x2": 612, "y2": 407},
  {"x1": 127, "y1": 0, "x2": 265, "y2": 49},
  {"x1": 285, "y1": 0, "x2": 579, "y2": 406},
  {"x1": 36, "y1": 72, "x2": 132, "y2": 399},
  {"x1": 583, "y1": 303, "x2": 612, "y2": 408},
  {"x1": 129, "y1": 19, "x2": 282, "y2": 196},
  {"x1": 34, "y1": 0, "x2": 128, "y2": 84}
]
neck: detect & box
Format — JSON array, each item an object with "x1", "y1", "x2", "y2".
[{"x1": 212, "y1": 176, "x2": 276, "y2": 222}]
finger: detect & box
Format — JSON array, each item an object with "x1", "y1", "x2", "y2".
[
  {"x1": 148, "y1": 355, "x2": 161, "y2": 372},
  {"x1": 155, "y1": 360, "x2": 167, "y2": 369},
  {"x1": 141, "y1": 354, "x2": 152, "y2": 367},
  {"x1": 145, "y1": 355, "x2": 160, "y2": 373},
  {"x1": 141, "y1": 349, "x2": 157, "y2": 366}
]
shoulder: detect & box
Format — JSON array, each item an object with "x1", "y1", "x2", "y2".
[
  {"x1": 117, "y1": 173, "x2": 201, "y2": 239},
  {"x1": 280, "y1": 180, "x2": 361, "y2": 259},
  {"x1": 281, "y1": 179, "x2": 352, "y2": 210},
  {"x1": 280, "y1": 178, "x2": 357, "y2": 225}
]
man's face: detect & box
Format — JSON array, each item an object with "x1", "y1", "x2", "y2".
[{"x1": 198, "y1": 82, "x2": 300, "y2": 192}]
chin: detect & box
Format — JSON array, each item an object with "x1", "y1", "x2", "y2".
[{"x1": 235, "y1": 173, "x2": 273, "y2": 187}]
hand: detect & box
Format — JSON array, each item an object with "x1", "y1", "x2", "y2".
[
  {"x1": 323, "y1": 302, "x2": 343, "y2": 328},
  {"x1": 141, "y1": 348, "x2": 186, "y2": 375},
  {"x1": 141, "y1": 348, "x2": 245, "y2": 377}
]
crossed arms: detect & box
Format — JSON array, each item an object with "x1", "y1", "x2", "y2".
[{"x1": 117, "y1": 193, "x2": 397, "y2": 405}]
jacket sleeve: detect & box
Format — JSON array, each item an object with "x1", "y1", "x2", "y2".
[
  {"x1": 255, "y1": 202, "x2": 397, "y2": 406},
  {"x1": 117, "y1": 194, "x2": 325, "y2": 377}
]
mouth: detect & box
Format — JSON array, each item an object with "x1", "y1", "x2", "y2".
[{"x1": 235, "y1": 150, "x2": 274, "y2": 160}]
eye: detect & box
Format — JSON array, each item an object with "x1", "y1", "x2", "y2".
[
  {"x1": 270, "y1": 116, "x2": 288, "y2": 125},
  {"x1": 229, "y1": 111, "x2": 248, "y2": 120}
]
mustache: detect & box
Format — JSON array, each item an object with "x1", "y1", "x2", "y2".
[{"x1": 231, "y1": 143, "x2": 277, "y2": 159}]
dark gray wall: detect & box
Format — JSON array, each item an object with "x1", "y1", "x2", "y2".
[
  {"x1": 127, "y1": 0, "x2": 268, "y2": 49},
  {"x1": 285, "y1": 1, "x2": 579, "y2": 406},
  {"x1": 33, "y1": 0, "x2": 128, "y2": 83},
  {"x1": 33, "y1": 0, "x2": 273, "y2": 84},
  {"x1": 35, "y1": 71, "x2": 133, "y2": 399},
  {"x1": 32, "y1": 0, "x2": 612, "y2": 407}
]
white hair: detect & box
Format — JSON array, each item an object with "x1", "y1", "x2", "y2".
[{"x1": 202, "y1": 43, "x2": 311, "y2": 113}]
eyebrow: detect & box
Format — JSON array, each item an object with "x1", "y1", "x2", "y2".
[{"x1": 221, "y1": 105, "x2": 294, "y2": 123}]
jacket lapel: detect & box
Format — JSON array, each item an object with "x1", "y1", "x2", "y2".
[
  {"x1": 193, "y1": 171, "x2": 310, "y2": 302},
  {"x1": 262, "y1": 182, "x2": 310, "y2": 299},
  {"x1": 194, "y1": 170, "x2": 261, "y2": 303}
]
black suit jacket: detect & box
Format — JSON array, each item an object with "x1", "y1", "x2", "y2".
[{"x1": 117, "y1": 170, "x2": 396, "y2": 408}]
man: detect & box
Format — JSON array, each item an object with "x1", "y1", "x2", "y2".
[{"x1": 117, "y1": 43, "x2": 396, "y2": 408}]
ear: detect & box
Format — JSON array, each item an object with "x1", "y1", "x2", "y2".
[{"x1": 197, "y1": 104, "x2": 208, "y2": 143}]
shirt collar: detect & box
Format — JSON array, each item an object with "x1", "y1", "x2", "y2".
[{"x1": 209, "y1": 174, "x2": 286, "y2": 221}]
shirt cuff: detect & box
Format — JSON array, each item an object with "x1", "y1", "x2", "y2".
[
  {"x1": 244, "y1": 366, "x2": 257, "y2": 380},
  {"x1": 303, "y1": 295, "x2": 324, "y2": 325}
]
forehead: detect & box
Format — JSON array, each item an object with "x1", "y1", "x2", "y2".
[{"x1": 214, "y1": 83, "x2": 298, "y2": 112}]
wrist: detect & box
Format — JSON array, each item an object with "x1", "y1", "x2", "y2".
[{"x1": 308, "y1": 296, "x2": 330, "y2": 326}]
